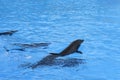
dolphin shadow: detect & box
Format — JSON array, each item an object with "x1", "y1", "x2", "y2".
[
  {"x1": 19, "y1": 56, "x2": 85, "y2": 69},
  {"x1": 54, "y1": 58, "x2": 85, "y2": 67},
  {"x1": 29, "y1": 54, "x2": 85, "y2": 69}
]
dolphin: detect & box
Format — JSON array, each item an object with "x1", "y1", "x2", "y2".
[
  {"x1": 0, "y1": 30, "x2": 18, "y2": 36},
  {"x1": 13, "y1": 43, "x2": 51, "y2": 48},
  {"x1": 30, "y1": 39, "x2": 84, "y2": 69},
  {"x1": 50, "y1": 39, "x2": 84, "y2": 56}
]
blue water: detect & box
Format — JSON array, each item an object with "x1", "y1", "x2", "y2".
[{"x1": 0, "y1": 0, "x2": 120, "y2": 80}]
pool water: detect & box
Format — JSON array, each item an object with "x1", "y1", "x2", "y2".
[{"x1": 0, "y1": 0, "x2": 120, "y2": 80}]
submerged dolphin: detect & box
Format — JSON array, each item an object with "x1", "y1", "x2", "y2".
[
  {"x1": 13, "y1": 43, "x2": 51, "y2": 48},
  {"x1": 31, "y1": 54, "x2": 59, "y2": 69},
  {"x1": 0, "y1": 30, "x2": 18, "y2": 36},
  {"x1": 50, "y1": 39, "x2": 84, "y2": 56}
]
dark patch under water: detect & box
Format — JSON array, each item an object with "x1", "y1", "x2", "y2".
[
  {"x1": 13, "y1": 42, "x2": 51, "y2": 48},
  {"x1": 20, "y1": 58, "x2": 85, "y2": 69}
]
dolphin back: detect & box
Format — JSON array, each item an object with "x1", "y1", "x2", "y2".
[{"x1": 50, "y1": 53, "x2": 59, "y2": 55}]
